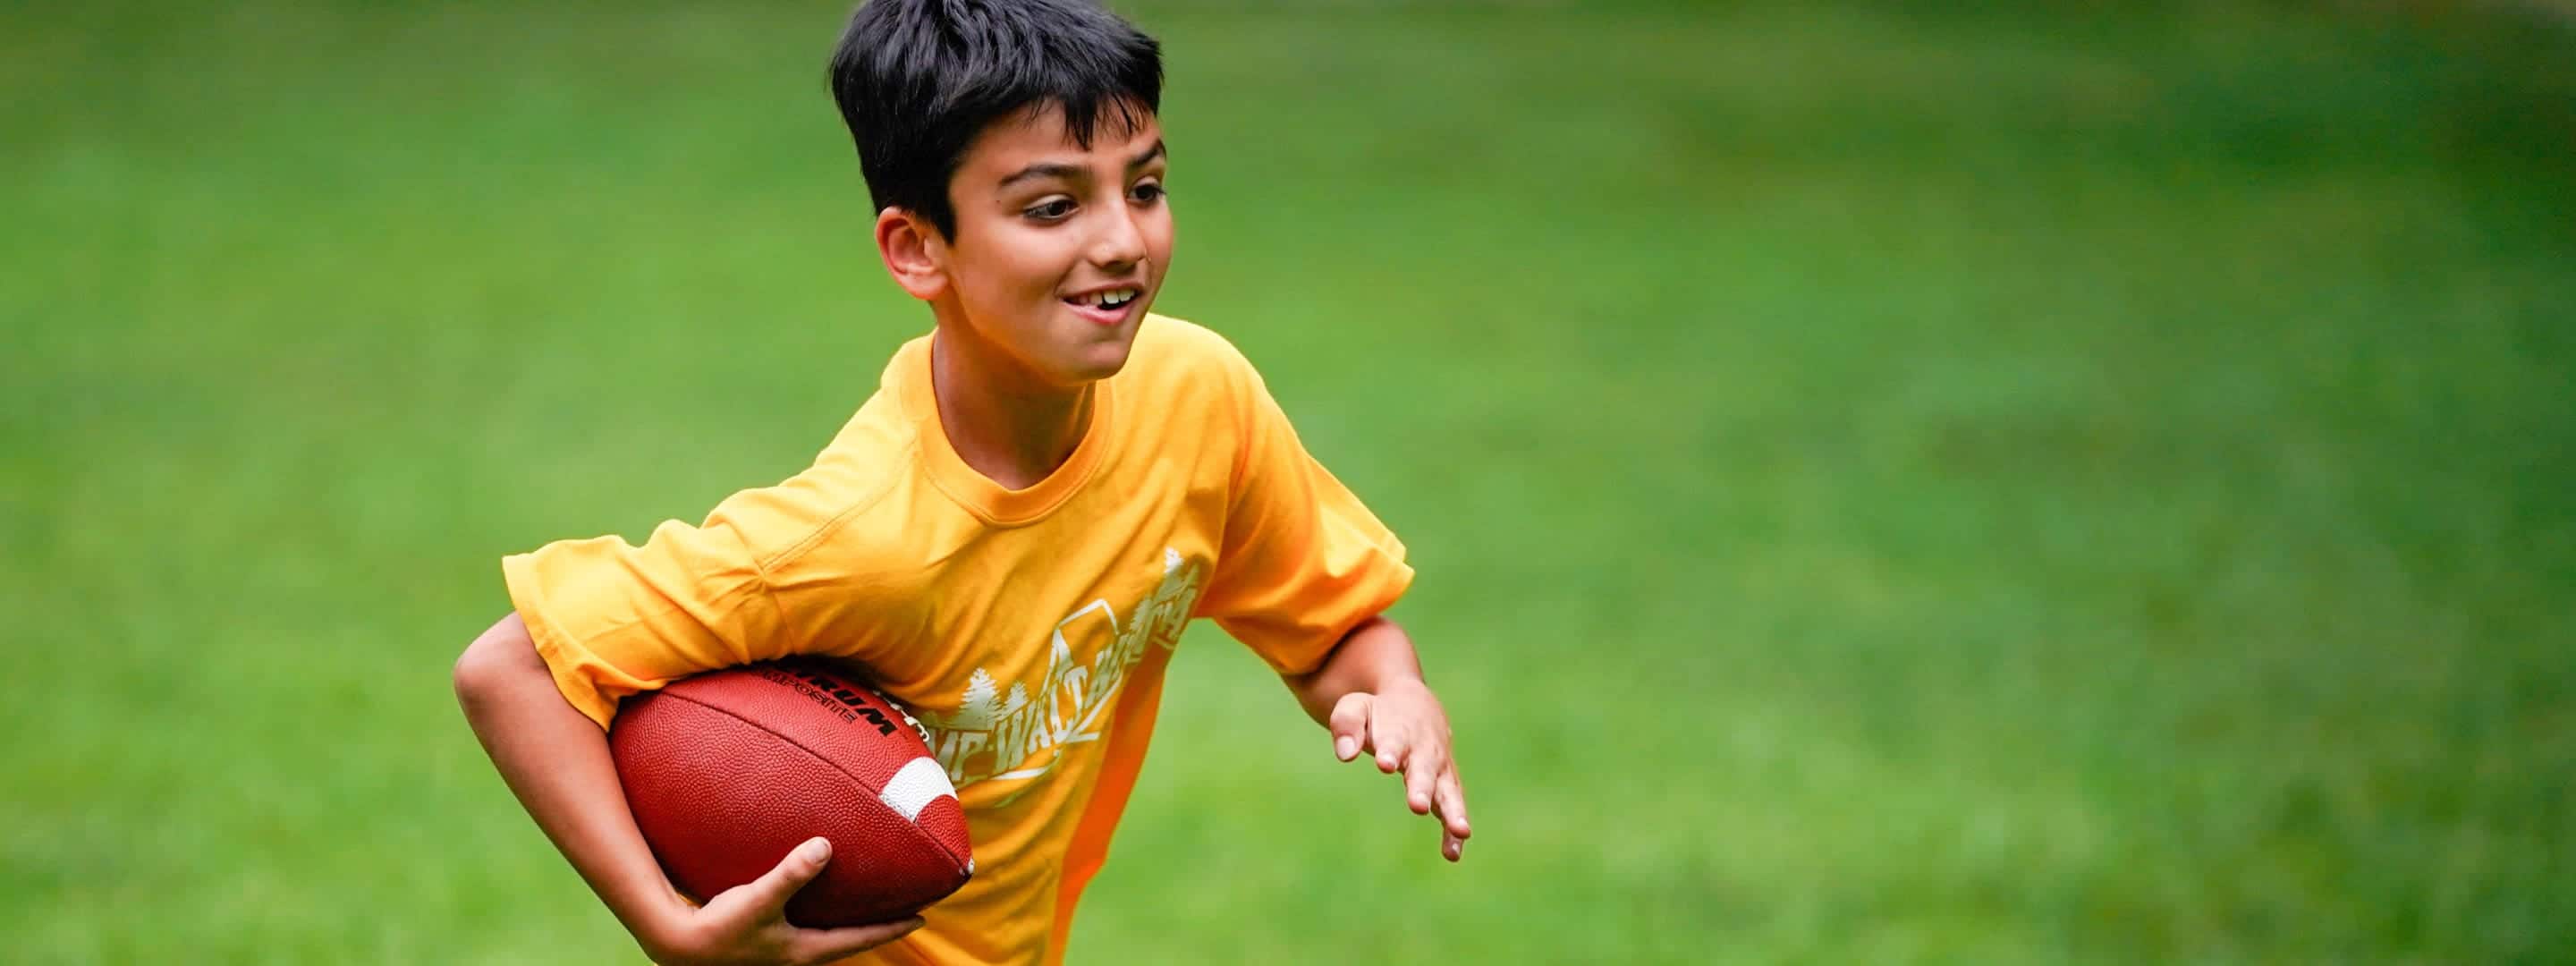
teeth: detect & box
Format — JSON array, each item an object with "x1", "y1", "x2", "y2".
[{"x1": 1081, "y1": 289, "x2": 1138, "y2": 308}]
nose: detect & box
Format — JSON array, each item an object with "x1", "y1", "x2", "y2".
[{"x1": 1089, "y1": 201, "x2": 1147, "y2": 273}]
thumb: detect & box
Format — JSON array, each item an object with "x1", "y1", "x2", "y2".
[
  {"x1": 1328, "y1": 692, "x2": 1374, "y2": 762},
  {"x1": 748, "y1": 836, "x2": 834, "y2": 913}
]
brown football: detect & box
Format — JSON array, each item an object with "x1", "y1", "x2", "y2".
[{"x1": 608, "y1": 660, "x2": 972, "y2": 928}]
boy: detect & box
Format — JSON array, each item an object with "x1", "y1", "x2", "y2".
[{"x1": 449, "y1": 1, "x2": 1470, "y2": 963}]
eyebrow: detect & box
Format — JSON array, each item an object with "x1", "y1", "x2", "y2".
[
  {"x1": 997, "y1": 139, "x2": 1169, "y2": 189},
  {"x1": 1129, "y1": 139, "x2": 1166, "y2": 170}
]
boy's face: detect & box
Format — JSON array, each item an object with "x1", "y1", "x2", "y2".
[{"x1": 933, "y1": 102, "x2": 1172, "y2": 388}]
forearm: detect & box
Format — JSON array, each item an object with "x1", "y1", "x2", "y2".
[
  {"x1": 453, "y1": 614, "x2": 690, "y2": 959},
  {"x1": 1284, "y1": 614, "x2": 1425, "y2": 726}
]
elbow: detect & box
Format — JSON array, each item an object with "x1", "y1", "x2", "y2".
[{"x1": 453, "y1": 612, "x2": 538, "y2": 708}]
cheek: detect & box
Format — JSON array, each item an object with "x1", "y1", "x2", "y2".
[
  {"x1": 1144, "y1": 211, "x2": 1177, "y2": 273},
  {"x1": 959, "y1": 229, "x2": 1070, "y2": 309},
  {"x1": 1010, "y1": 231, "x2": 1083, "y2": 301}
]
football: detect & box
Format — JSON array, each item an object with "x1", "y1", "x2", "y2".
[{"x1": 608, "y1": 660, "x2": 973, "y2": 928}]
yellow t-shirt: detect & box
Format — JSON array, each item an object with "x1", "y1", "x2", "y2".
[{"x1": 501, "y1": 314, "x2": 1412, "y2": 965}]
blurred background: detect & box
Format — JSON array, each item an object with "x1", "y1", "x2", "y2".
[{"x1": 5, "y1": 1, "x2": 2573, "y2": 962}]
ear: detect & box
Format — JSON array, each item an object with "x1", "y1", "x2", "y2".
[{"x1": 875, "y1": 207, "x2": 948, "y2": 301}]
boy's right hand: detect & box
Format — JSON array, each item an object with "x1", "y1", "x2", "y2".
[
  {"x1": 648, "y1": 837, "x2": 924, "y2": 966},
  {"x1": 453, "y1": 616, "x2": 919, "y2": 965}
]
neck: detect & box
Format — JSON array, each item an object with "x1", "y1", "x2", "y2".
[{"x1": 928, "y1": 324, "x2": 1093, "y2": 491}]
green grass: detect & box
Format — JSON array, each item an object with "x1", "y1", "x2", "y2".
[{"x1": 5, "y1": 1, "x2": 2573, "y2": 962}]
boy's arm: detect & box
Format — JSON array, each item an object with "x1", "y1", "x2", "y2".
[
  {"x1": 1284, "y1": 614, "x2": 1473, "y2": 862},
  {"x1": 452, "y1": 613, "x2": 921, "y2": 965}
]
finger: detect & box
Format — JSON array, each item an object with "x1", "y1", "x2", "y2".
[
  {"x1": 1402, "y1": 747, "x2": 1439, "y2": 816},
  {"x1": 1444, "y1": 829, "x2": 1465, "y2": 862},
  {"x1": 1373, "y1": 721, "x2": 1410, "y2": 775},
  {"x1": 790, "y1": 916, "x2": 926, "y2": 963},
  {"x1": 1434, "y1": 766, "x2": 1473, "y2": 842},
  {"x1": 1326, "y1": 692, "x2": 1373, "y2": 762},
  {"x1": 743, "y1": 837, "x2": 834, "y2": 915}
]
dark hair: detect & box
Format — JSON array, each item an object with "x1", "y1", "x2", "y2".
[{"x1": 827, "y1": 0, "x2": 1163, "y2": 240}]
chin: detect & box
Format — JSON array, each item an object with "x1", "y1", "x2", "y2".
[{"x1": 1062, "y1": 342, "x2": 1135, "y2": 384}]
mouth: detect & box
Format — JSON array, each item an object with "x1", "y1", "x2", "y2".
[{"x1": 1062, "y1": 285, "x2": 1144, "y2": 327}]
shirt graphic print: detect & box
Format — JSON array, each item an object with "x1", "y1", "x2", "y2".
[{"x1": 912, "y1": 548, "x2": 1204, "y2": 801}]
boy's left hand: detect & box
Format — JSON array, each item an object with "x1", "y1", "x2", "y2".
[{"x1": 1328, "y1": 679, "x2": 1472, "y2": 861}]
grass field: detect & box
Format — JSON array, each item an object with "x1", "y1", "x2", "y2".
[{"x1": 5, "y1": 1, "x2": 2574, "y2": 962}]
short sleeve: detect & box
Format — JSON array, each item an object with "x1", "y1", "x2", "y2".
[
  {"x1": 1195, "y1": 360, "x2": 1414, "y2": 675},
  {"x1": 502, "y1": 486, "x2": 826, "y2": 729}
]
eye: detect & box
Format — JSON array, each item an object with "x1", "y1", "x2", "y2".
[
  {"x1": 1023, "y1": 198, "x2": 1076, "y2": 222},
  {"x1": 1129, "y1": 182, "x2": 1166, "y2": 205}
]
